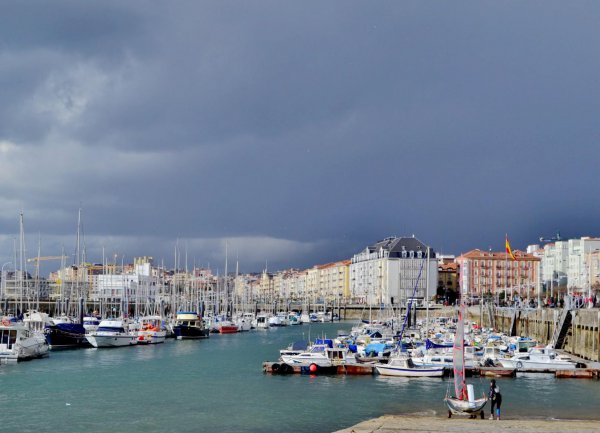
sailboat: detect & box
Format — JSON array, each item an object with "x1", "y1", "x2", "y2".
[{"x1": 444, "y1": 302, "x2": 487, "y2": 419}]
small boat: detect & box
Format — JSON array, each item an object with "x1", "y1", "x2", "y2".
[
  {"x1": 280, "y1": 342, "x2": 349, "y2": 367},
  {"x1": 444, "y1": 304, "x2": 487, "y2": 418},
  {"x1": 376, "y1": 354, "x2": 444, "y2": 377},
  {"x1": 256, "y1": 313, "x2": 269, "y2": 330},
  {"x1": 218, "y1": 320, "x2": 240, "y2": 334},
  {"x1": 234, "y1": 313, "x2": 253, "y2": 332},
  {"x1": 86, "y1": 319, "x2": 138, "y2": 348},
  {"x1": 288, "y1": 312, "x2": 301, "y2": 325},
  {"x1": 0, "y1": 318, "x2": 49, "y2": 362},
  {"x1": 173, "y1": 312, "x2": 209, "y2": 340},
  {"x1": 137, "y1": 316, "x2": 166, "y2": 344}
]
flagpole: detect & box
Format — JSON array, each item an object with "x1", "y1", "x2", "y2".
[{"x1": 505, "y1": 234, "x2": 508, "y2": 306}]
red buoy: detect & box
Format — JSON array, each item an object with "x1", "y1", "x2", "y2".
[{"x1": 309, "y1": 364, "x2": 318, "y2": 373}]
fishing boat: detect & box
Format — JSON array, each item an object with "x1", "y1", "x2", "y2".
[
  {"x1": 172, "y1": 312, "x2": 209, "y2": 340},
  {"x1": 444, "y1": 304, "x2": 487, "y2": 418},
  {"x1": 0, "y1": 318, "x2": 49, "y2": 362},
  {"x1": 376, "y1": 354, "x2": 444, "y2": 377},
  {"x1": 86, "y1": 319, "x2": 138, "y2": 348}
]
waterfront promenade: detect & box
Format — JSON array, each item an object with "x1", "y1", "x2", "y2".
[{"x1": 334, "y1": 415, "x2": 600, "y2": 433}]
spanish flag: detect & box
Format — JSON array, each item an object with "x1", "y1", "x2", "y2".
[{"x1": 505, "y1": 235, "x2": 516, "y2": 261}]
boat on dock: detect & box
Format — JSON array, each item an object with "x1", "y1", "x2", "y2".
[{"x1": 280, "y1": 341, "x2": 349, "y2": 367}]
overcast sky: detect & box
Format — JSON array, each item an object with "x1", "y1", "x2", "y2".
[{"x1": 1, "y1": 1, "x2": 599, "y2": 275}]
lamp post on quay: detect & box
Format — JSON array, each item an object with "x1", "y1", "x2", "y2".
[{"x1": 1, "y1": 261, "x2": 13, "y2": 312}]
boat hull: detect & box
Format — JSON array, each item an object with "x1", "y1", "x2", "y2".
[
  {"x1": 44, "y1": 324, "x2": 90, "y2": 349},
  {"x1": 499, "y1": 359, "x2": 576, "y2": 370},
  {"x1": 86, "y1": 334, "x2": 138, "y2": 348},
  {"x1": 173, "y1": 326, "x2": 209, "y2": 340},
  {"x1": 445, "y1": 397, "x2": 487, "y2": 415},
  {"x1": 219, "y1": 326, "x2": 239, "y2": 334},
  {"x1": 376, "y1": 365, "x2": 444, "y2": 377},
  {"x1": 137, "y1": 331, "x2": 167, "y2": 344}
]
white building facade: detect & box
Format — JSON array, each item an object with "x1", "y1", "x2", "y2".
[
  {"x1": 349, "y1": 236, "x2": 437, "y2": 305},
  {"x1": 541, "y1": 237, "x2": 600, "y2": 293}
]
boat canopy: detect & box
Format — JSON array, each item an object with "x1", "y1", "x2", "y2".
[{"x1": 315, "y1": 338, "x2": 333, "y2": 348}]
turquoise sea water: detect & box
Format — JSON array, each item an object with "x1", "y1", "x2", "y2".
[{"x1": 1, "y1": 322, "x2": 599, "y2": 433}]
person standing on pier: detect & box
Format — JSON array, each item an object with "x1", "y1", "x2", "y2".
[{"x1": 488, "y1": 379, "x2": 502, "y2": 420}]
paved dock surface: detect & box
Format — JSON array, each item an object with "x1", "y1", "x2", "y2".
[{"x1": 333, "y1": 415, "x2": 600, "y2": 433}]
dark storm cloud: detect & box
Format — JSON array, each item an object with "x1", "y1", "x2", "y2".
[{"x1": 1, "y1": 1, "x2": 600, "y2": 272}]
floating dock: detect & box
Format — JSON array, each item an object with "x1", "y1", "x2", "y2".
[
  {"x1": 264, "y1": 361, "x2": 599, "y2": 379},
  {"x1": 263, "y1": 361, "x2": 375, "y2": 375}
]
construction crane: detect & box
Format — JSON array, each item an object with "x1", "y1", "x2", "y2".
[
  {"x1": 539, "y1": 231, "x2": 562, "y2": 243},
  {"x1": 27, "y1": 255, "x2": 70, "y2": 263}
]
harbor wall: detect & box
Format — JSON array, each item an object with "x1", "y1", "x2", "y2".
[{"x1": 473, "y1": 306, "x2": 600, "y2": 362}]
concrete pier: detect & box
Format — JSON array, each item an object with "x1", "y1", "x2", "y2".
[{"x1": 333, "y1": 415, "x2": 600, "y2": 433}]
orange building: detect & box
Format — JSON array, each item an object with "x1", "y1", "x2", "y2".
[{"x1": 456, "y1": 249, "x2": 540, "y2": 301}]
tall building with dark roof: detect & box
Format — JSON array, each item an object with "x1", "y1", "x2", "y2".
[{"x1": 349, "y1": 236, "x2": 437, "y2": 305}]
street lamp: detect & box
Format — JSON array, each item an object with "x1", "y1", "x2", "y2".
[{"x1": 1, "y1": 261, "x2": 12, "y2": 306}]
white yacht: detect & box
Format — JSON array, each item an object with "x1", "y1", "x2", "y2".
[
  {"x1": 86, "y1": 319, "x2": 138, "y2": 348},
  {"x1": 256, "y1": 313, "x2": 269, "y2": 329},
  {"x1": 82, "y1": 316, "x2": 101, "y2": 334},
  {"x1": 0, "y1": 319, "x2": 49, "y2": 362},
  {"x1": 375, "y1": 354, "x2": 445, "y2": 377},
  {"x1": 280, "y1": 343, "x2": 348, "y2": 367},
  {"x1": 22, "y1": 310, "x2": 53, "y2": 335},
  {"x1": 499, "y1": 346, "x2": 577, "y2": 370}
]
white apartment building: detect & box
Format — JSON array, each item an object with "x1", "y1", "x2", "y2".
[
  {"x1": 541, "y1": 237, "x2": 600, "y2": 293},
  {"x1": 349, "y1": 236, "x2": 437, "y2": 305}
]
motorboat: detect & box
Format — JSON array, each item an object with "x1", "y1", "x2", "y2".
[
  {"x1": 44, "y1": 320, "x2": 88, "y2": 349},
  {"x1": 499, "y1": 346, "x2": 577, "y2": 370},
  {"x1": 280, "y1": 340, "x2": 310, "y2": 357},
  {"x1": 268, "y1": 315, "x2": 282, "y2": 327},
  {"x1": 173, "y1": 312, "x2": 209, "y2": 340},
  {"x1": 375, "y1": 354, "x2": 444, "y2": 377},
  {"x1": 23, "y1": 310, "x2": 53, "y2": 335},
  {"x1": 256, "y1": 313, "x2": 269, "y2": 330},
  {"x1": 234, "y1": 313, "x2": 253, "y2": 332},
  {"x1": 218, "y1": 319, "x2": 240, "y2": 334},
  {"x1": 280, "y1": 342, "x2": 348, "y2": 367},
  {"x1": 137, "y1": 316, "x2": 167, "y2": 344},
  {"x1": 0, "y1": 318, "x2": 49, "y2": 362},
  {"x1": 82, "y1": 316, "x2": 101, "y2": 334},
  {"x1": 288, "y1": 312, "x2": 300, "y2": 325},
  {"x1": 86, "y1": 319, "x2": 138, "y2": 348}
]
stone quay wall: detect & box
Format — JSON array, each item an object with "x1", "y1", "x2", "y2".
[{"x1": 474, "y1": 306, "x2": 600, "y2": 362}]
